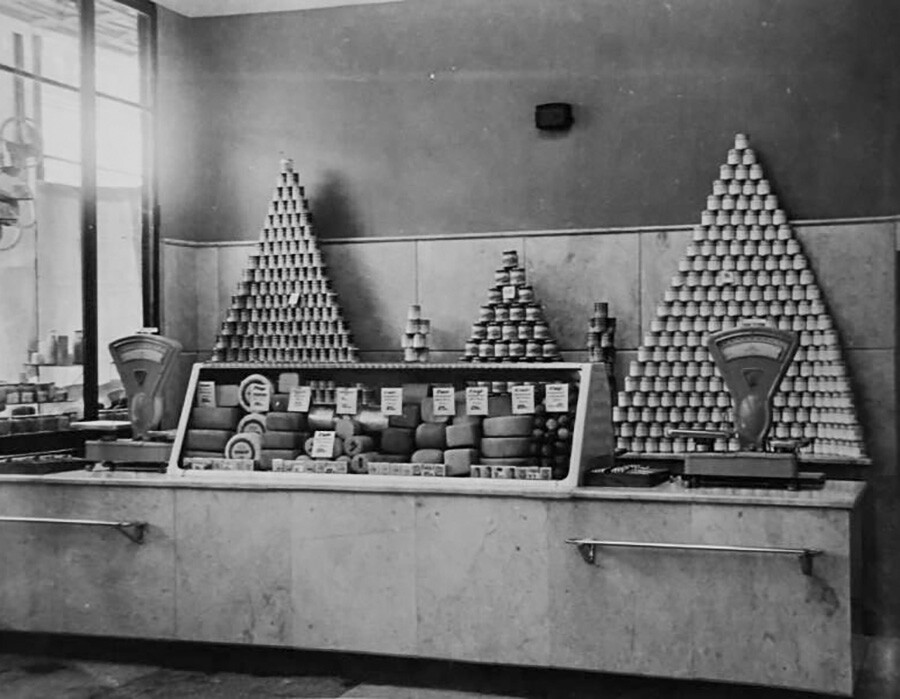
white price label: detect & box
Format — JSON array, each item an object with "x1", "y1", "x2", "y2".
[
  {"x1": 335, "y1": 387, "x2": 359, "y2": 415},
  {"x1": 311, "y1": 430, "x2": 336, "y2": 458},
  {"x1": 465, "y1": 386, "x2": 489, "y2": 415},
  {"x1": 381, "y1": 387, "x2": 403, "y2": 416},
  {"x1": 196, "y1": 380, "x2": 216, "y2": 407},
  {"x1": 432, "y1": 387, "x2": 457, "y2": 417},
  {"x1": 288, "y1": 385, "x2": 312, "y2": 412},
  {"x1": 511, "y1": 384, "x2": 536, "y2": 414},
  {"x1": 502, "y1": 285, "x2": 517, "y2": 302},
  {"x1": 288, "y1": 291, "x2": 301, "y2": 306},
  {"x1": 246, "y1": 382, "x2": 271, "y2": 412},
  {"x1": 545, "y1": 383, "x2": 569, "y2": 413}
]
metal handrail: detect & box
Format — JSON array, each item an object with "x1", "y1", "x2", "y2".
[
  {"x1": 0, "y1": 516, "x2": 147, "y2": 544},
  {"x1": 565, "y1": 537, "x2": 822, "y2": 575}
]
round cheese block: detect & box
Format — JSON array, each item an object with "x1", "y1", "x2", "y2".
[
  {"x1": 451, "y1": 414, "x2": 482, "y2": 426},
  {"x1": 388, "y1": 403, "x2": 421, "y2": 429},
  {"x1": 480, "y1": 436, "x2": 532, "y2": 458},
  {"x1": 277, "y1": 372, "x2": 300, "y2": 393},
  {"x1": 487, "y1": 394, "x2": 513, "y2": 416},
  {"x1": 420, "y1": 397, "x2": 451, "y2": 424},
  {"x1": 214, "y1": 384, "x2": 241, "y2": 408},
  {"x1": 238, "y1": 414, "x2": 267, "y2": 435},
  {"x1": 190, "y1": 407, "x2": 241, "y2": 431},
  {"x1": 265, "y1": 412, "x2": 308, "y2": 432},
  {"x1": 262, "y1": 431, "x2": 307, "y2": 450},
  {"x1": 344, "y1": 435, "x2": 375, "y2": 457},
  {"x1": 415, "y1": 423, "x2": 446, "y2": 450},
  {"x1": 411, "y1": 448, "x2": 444, "y2": 464},
  {"x1": 401, "y1": 383, "x2": 430, "y2": 403},
  {"x1": 381, "y1": 427, "x2": 414, "y2": 455},
  {"x1": 239, "y1": 374, "x2": 274, "y2": 413},
  {"x1": 358, "y1": 407, "x2": 390, "y2": 432},
  {"x1": 304, "y1": 435, "x2": 344, "y2": 459},
  {"x1": 270, "y1": 393, "x2": 291, "y2": 412},
  {"x1": 335, "y1": 416, "x2": 362, "y2": 440},
  {"x1": 482, "y1": 415, "x2": 533, "y2": 437},
  {"x1": 446, "y1": 422, "x2": 481, "y2": 448},
  {"x1": 444, "y1": 448, "x2": 477, "y2": 476},
  {"x1": 225, "y1": 432, "x2": 261, "y2": 461},
  {"x1": 308, "y1": 405, "x2": 336, "y2": 430},
  {"x1": 185, "y1": 429, "x2": 232, "y2": 453}
]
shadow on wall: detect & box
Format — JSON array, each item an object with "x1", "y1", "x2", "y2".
[{"x1": 310, "y1": 171, "x2": 364, "y2": 240}]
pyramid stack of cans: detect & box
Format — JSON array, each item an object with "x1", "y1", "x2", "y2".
[
  {"x1": 461, "y1": 250, "x2": 563, "y2": 363},
  {"x1": 401, "y1": 305, "x2": 431, "y2": 362},
  {"x1": 211, "y1": 159, "x2": 358, "y2": 365},
  {"x1": 587, "y1": 301, "x2": 617, "y2": 399},
  {"x1": 613, "y1": 134, "x2": 867, "y2": 460}
]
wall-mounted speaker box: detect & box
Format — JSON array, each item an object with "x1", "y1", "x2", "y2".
[{"x1": 535, "y1": 102, "x2": 574, "y2": 131}]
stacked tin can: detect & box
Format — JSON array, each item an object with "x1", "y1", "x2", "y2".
[
  {"x1": 401, "y1": 305, "x2": 431, "y2": 362},
  {"x1": 210, "y1": 159, "x2": 359, "y2": 366},
  {"x1": 587, "y1": 301, "x2": 617, "y2": 401},
  {"x1": 461, "y1": 250, "x2": 563, "y2": 363},
  {"x1": 613, "y1": 134, "x2": 866, "y2": 460}
]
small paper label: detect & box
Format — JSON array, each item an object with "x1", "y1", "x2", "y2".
[
  {"x1": 502, "y1": 285, "x2": 517, "y2": 302},
  {"x1": 545, "y1": 383, "x2": 569, "y2": 413},
  {"x1": 511, "y1": 384, "x2": 536, "y2": 414},
  {"x1": 335, "y1": 387, "x2": 359, "y2": 415},
  {"x1": 432, "y1": 386, "x2": 456, "y2": 416},
  {"x1": 246, "y1": 382, "x2": 271, "y2": 412},
  {"x1": 288, "y1": 385, "x2": 312, "y2": 412},
  {"x1": 196, "y1": 380, "x2": 216, "y2": 407},
  {"x1": 465, "y1": 386, "x2": 489, "y2": 415},
  {"x1": 381, "y1": 387, "x2": 403, "y2": 416},
  {"x1": 288, "y1": 291, "x2": 301, "y2": 306},
  {"x1": 311, "y1": 430, "x2": 336, "y2": 458}
]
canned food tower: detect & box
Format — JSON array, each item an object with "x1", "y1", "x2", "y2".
[
  {"x1": 586, "y1": 301, "x2": 617, "y2": 398},
  {"x1": 401, "y1": 305, "x2": 431, "y2": 362},
  {"x1": 461, "y1": 249, "x2": 563, "y2": 363},
  {"x1": 613, "y1": 134, "x2": 866, "y2": 460},
  {"x1": 211, "y1": 159, "x2": 359, "y2": 366}
]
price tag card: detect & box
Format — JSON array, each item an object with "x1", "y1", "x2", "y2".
[
  {"x1": 502, "y1": 285, "x2": 517, "y2": 302},
  {"x1": 335, "y1": 387, "x2": 359, "y2": 415},
  {"x1": 432, "y1": 386, "x2": 457, "y2": 417},
  {"x1": 247, "y1": 382, "x2": 271, "y2": 412},
  {"x1": 288, "y1": 291, "x2": 301, "y2": 306},
  {"x1": 511, "y1": 384, "x2": 536, "y2": 414},
  {"x1": 465, "y1": 386, "x2": 489, "y2": 415},
  {"x1": 310, "y1": 430, "x2": 336, "y2": 458},
  {"x1": 544, "y1": 383, "x2": 569, "y2": 413},
  {"x1": 288, "y1": 385, "x2": 312, "y2": 412},
  {"x1": 196, "y1": 380, "x2": 216, "y2": 407},
  {"x1": 381, "y1": 387, "x2": 403, "y2": 416}
]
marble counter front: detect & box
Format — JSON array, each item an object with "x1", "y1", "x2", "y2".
[{"x1": 0, "y1": 474, "x2": 865, "y2": 695}]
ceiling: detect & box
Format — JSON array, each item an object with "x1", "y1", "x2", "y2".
[{"x1": 155, "y1": 0, "x2": 403, "y2": 17}]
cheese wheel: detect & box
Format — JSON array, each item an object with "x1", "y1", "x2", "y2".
[
  {"x1": 262, "y1": 431, "x2": 306, "y2": 450},
  {"x1": 304, "y1": 436, "x2": 344, "y2": 459},
  {"x1": 480, "y1": 436, "x2": 532, "y2": 458},
  {"x1": 183, "y1": 450, "x2": 225, "y2": 459},
  {"x1": 381, "y1": 427, "x2": 414, "y2": 455},
  {"x1": 482, "y1": 415, "x2": 533, "y2": 437},
  {"x1": 446, "y1": 422, "x2": 481, "y2": 448},
  {"x1": 239, "y1": 374, "x2": 274, "y2": 413},
  {"x1": 308, "y1": 405, "x2": 336, "y2": 430},
  {"x1": 479, "y1": 456, "x2": 537, "y2": 466},
  {"x1": 420, "y1": 397, "x2": 450, "y2": 424},
  {"x1": 335, "y1": 416, "x2": 362, "y2": 440},
  {"x1": 487, "y1": 394, "x2": 513, "y2": 416},
  {"x1": 259, "y1": 449, "x2": 300, "y2": 470},
  {"x1": 388, "y1": 403, "x2": 421, "y2": 429},
  {"x1": 415, "y1": 423, "x2": 446, "y2": 450},
  {"x1": 277, "y1": 372, "x2": 300, "y2": 393},
  {"x1": 190, "y1": 407, "x2": 240, "y2": 431},
  {"x1": 358, "y1": 407, "x2": 390, "y2": 433},
  {"x1": 265, "y1": 412, "x2": 308, "y2": 432},
  {"x1": 411, "y1": 448, "x2": 444, "y2": 464},
  {"x1": 270, "y1": 393, "x2": 290, "y2": 412},
  {"x1": 451, "y1": 414, "x2": 482, "y2": 426},
  {"x1": 185, "y1": 429, "x2": 231, "y2": 453},
  {"x1": 215, "y1": 385, "x2": 241, "y2": 408},
  {"x1": 238, "y1": 414, "x2": 267, "y2": 434},
  {"x1": 350, "y1": 452, "x2": 405, "y2": 474},
  {"x1": 225, "y1": 432, "x2": 261, "y2": 461},
  {"x1": 444, "y1": 448, "x2": 477, "y2": 476},
  {"x1": 344, "y1": 435, "x2": 375, "y2": 457},
  {"x1": 402, "y1": 383, "x2": 430, "y2": 403}
]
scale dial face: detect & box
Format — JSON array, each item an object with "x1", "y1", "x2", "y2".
[{"x1": 707, "y1": 326, "x2": 798, "y2": 450}]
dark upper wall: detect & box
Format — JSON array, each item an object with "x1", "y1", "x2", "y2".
[{"x1": 157, "y1": 0, "x2": 900, "y2": 242}]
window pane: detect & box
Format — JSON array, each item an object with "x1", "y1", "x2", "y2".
[
  {"x1": 0, "y1": 0, "x2": 80, "y2": 87},
  {"x1": 96, "y1": 0, "x2": 140, "y2": 103},
  {"x1": 41, "y1": 83, "x2": 81, "y2": 169},
  {"x1": 96, "y1": 97, "x2": 141, "y2": 185}
]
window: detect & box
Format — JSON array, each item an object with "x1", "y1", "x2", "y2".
[{"x1": 0, "y1": 0, "x2": 156, "y2": 426}]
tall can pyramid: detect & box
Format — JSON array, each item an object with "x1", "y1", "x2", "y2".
[
  {"x1": 613, "y1": 134, "x2": 866, "y2": 460},
  {"x1": 211, "y1": 159, "x2": 359, "y2": 364}
]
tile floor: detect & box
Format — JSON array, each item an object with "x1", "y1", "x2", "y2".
[{"x1": 0, "y1": 636, "x2": 896, "y2": 698}]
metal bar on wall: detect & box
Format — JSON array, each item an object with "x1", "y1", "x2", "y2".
[{"x1": 138, "y1": 6, "x2": 159, "y2": 329}]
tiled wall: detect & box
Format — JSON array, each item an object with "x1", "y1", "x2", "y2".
[{"x1": 161, "y1": 217, "x2": 898, "y2": 635}]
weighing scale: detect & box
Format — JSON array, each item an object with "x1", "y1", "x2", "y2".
[{"x1": 670, "y1": 325, "x2": 824, "y2": 489}]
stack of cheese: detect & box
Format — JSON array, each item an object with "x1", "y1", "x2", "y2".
[
  {"x1": 613, "y1": 134, "x2": 866, "y2": 460},
  {"x1": 461, "y1": 250, "x2": 563, "y2": 362},
  {"x1": 211, "y1": 159, "x2": 358, "y2": 364},
  {"x1": 401, "y1": 305, "x2": 431, "y2": 362}
]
